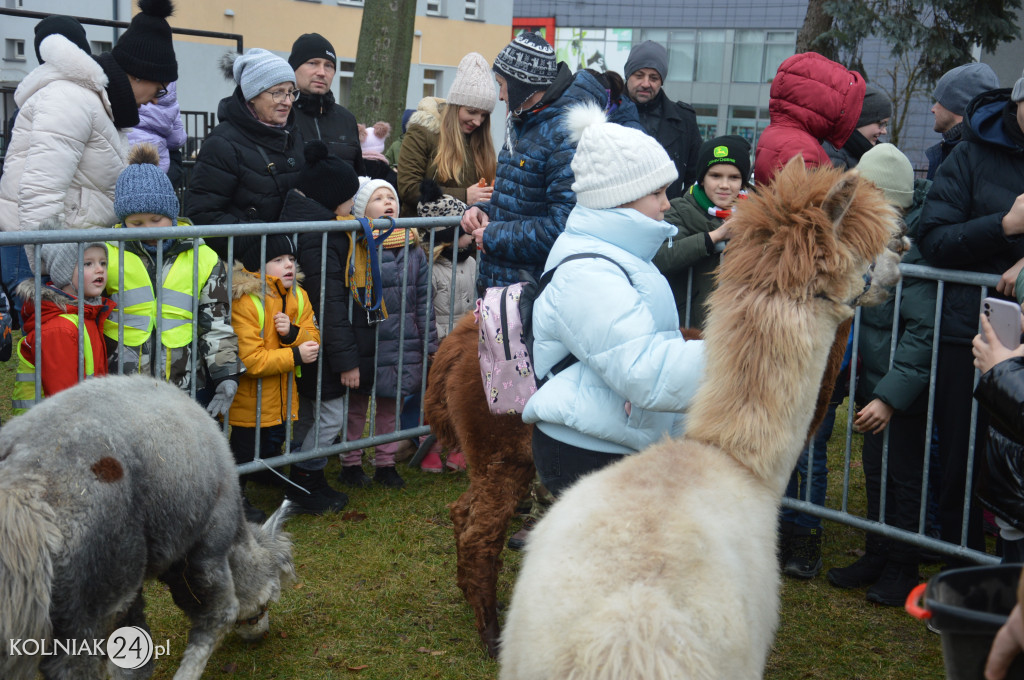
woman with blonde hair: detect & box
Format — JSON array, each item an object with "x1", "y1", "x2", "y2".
[{"x1": 397, "y1": 51, "x2": 498, "y2": 217}]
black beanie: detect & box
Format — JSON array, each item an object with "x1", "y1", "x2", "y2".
[
  {"x1": 237, "y1": 234, "x2": 296, "y2": 274},
  {"x1": 288, "y1": 33, "x2": 337, "y2": 71},
  {"x1": 297, "y1": 140, "x2": 360, "y2": 212},
  {"x1": 34, "y1": 15, "x2": 90, "y2": 63},
  {"x1": 696, "y1": 135, "x2": 752, "y2": 185},
  {"x1": 111, "y1": 0, "x2": 178, "y2": 83}
]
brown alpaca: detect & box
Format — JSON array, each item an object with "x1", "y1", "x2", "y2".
[
  {"x1": 424, "y1": 161, "x2": 896, "y2": 658},
  {"x1": 497, "y1": 158, "x2": 901, "y2": 679},
  {"x1": 423, "y1": 313, "x2": 534, "y2": 658}
]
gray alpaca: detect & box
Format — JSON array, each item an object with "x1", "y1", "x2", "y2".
[{"x1": 0, "y1": 375, "x2": 295, "y2": 680}]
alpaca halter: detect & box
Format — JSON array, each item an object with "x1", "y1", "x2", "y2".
[
  {"x1": 816, "y1": 262, "x2": 875, "y2": 308},
  {"x1": 236, "y1": 604, "x2": 269, "y2": 627}
]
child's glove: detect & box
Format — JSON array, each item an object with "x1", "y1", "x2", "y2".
[
  {"x1": 0, "y1": 312, "x2": 12, "y2": 362},
  {"x1": 206, "y1": 378, "x2": 238, "y2": 417}
]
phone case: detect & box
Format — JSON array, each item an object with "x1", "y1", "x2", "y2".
[{"x1": 982, "y1": 297, "x2": 1022, "y2": 350}]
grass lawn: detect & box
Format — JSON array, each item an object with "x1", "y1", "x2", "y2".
[{"x1": 140, "y1": 402, "x2": 946, "y2": 680}]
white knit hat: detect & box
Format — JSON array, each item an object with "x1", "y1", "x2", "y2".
[
  {"x1": 447, "y1": 52, "x2": 497, "y2": 113},
  {"x1": 233, "y1": 48, "x2": 296, "y2": 101},
  {"x1": 352, "y1": 177, "x2": 400, "y2": 219},
  {"x1": 856, "y1": 143, "x2": 915, "y2": 209},
  {"x1": 567, "y1": 102, "x2": 678, "y2": 210}
]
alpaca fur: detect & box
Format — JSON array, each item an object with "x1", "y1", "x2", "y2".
[
  {"x1": 423, "y1": 313, "x2": 534, "y2": 658},
  {"x1": 497, "y1": 158, "x2": 902, "y2": 680},
  {"x1": 0, "y1": 375, "x2": 295, "y2": 680}
]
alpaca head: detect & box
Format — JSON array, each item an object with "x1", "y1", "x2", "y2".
[
  {"x1": 718, "y1": 155, "x2": 901, "y2": 316},
  {"x1": 230, "y1": 500, "x2": 296, "y2": 641}
]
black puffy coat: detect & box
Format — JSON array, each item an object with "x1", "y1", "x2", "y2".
[
  {"x1": 283, "y1": 189, "x2": 376, "y2": 401},
  {"x1": 291, "y1": 90, "x2": 364, "y2": 175},
  {"x1": 975, "y1": 357, "x2": 1024, "y2": 529},
  {"x1": 918, "y1": 89, "x2": 1024, "y2": 345},
  {"x1": 634, "y1": 90, "x2": 702, "y2": 199},
  {"x1": 185, "y1": 87, "x2": 304, "y2": 260}
]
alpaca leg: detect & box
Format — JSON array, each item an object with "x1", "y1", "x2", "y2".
[
  {"x1": 453, "y1": 457, "x2": 536, "y2": 657},
  {"x1": 160, "y1": 554, "x2": 239, "y2": 680}
]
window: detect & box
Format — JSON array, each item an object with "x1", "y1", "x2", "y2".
[
  {"x1": 91, "y1": 41, "x2": 112, "y2": 54},
  {"x1": 731, "y1": 30, "x2": 796, "y2": 83},
  {"x1": 695, "y1": 30, "x2": 725, "y2": 82},
  {"x1": 694, "y1": 105, "x2": 719, "y2": 139},
  {"x1": 727, "y1": 105, "x2": 769, "y2": 147},
  {"x1": 336, "y1": 60, "x2": 355, "y2": 107},
  {"x1": 426, "y1": 0, "x2": 443, "y2": 16},
  {"x1": 464, "y1": 0, "x2": 479, "y2": 19},
  {"x1": 338, "y1": 0, "x2": 363, "y2": 4},
  {"x1": 5, "y1": 39, "x2": 25, "y2": 61},
  {"x1": 423, "y1": 69, "x2": 442, "y2": 98}
]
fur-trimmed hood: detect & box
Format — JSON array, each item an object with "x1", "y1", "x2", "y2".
[
  {"x1": 230, "y1": 260, "x2": 304, "y2": 301},
  {"x1": 14, "y1": 279, "x2": 107, "y2": 310},
  {"x1": 407, "y1": 96, "x2": 445, "y2": 135},
  {"x1": 15, "y1": 34, "x2": 108, "y2": 107}
]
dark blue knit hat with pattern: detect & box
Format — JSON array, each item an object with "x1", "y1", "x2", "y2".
[{"x1": 114, "y1": 144, "x2": 180, "y2": 222}]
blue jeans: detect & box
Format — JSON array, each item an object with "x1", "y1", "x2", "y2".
[
  {"x1": 781, "y1": 395, "x2": 836, "y2": 530},
  {"x1": 1, "y1": 244, "x2": 33, "y2": 325}
]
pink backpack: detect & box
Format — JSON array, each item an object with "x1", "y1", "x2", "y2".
[{"x1": 475, "y1": 253, "x2": 632, "y2": 415}]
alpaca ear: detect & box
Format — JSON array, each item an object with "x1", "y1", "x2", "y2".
[
  {"x1": 822, "y1": 170, "x2": 861, "y2": 234},
  {"x1": 261, "y1": 499, "x2": 293, "y2": 535},
  {"x1": 781, "y1": 154, "x2": 806, "y2": 175}
]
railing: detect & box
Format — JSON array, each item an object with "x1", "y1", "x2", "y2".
[{"x1": 0, "y1": 220, "x2": 1010, "y2": 566}]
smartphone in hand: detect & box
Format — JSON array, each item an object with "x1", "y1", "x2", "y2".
[{"x1": 982, "y1": 297, "x2": 1023, "y2": 349}]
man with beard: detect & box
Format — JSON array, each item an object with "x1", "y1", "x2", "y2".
[
  {"x1": 623, "y1": 40, "x2": 702, "y2": 199},
  {"x1": 288, "y1": 33, "x2": 363, "y2": 174},
  {"x1": 925, "y1": 62, "x2": 1000, "y2": 179}
]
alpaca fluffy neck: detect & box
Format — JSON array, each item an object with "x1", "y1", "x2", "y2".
[{"x1": 685, "y1": 289, "x2": 846, "y2": 493}]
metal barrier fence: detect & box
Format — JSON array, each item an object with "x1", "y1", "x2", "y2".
[{"x1": 0, "y1": 221, "x2": 1008, "y2": 566}]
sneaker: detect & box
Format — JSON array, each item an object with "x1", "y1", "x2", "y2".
[
  {"x1": 827, "y1": 553, "x2": 887, "y2": 589},
  {"x1": 374, "y1": 465, "x2": 406, "y2": 489},
  {"x1": 783, "y1": 527, "x2": 823, "y2": 579},
  {"x1": 243, "y1": 497, "x2": 268, "y2": 524},
  {"x1": 286, "y1": 468, "x2": 349, "y2": 515},
  {"x1": 393, "y1": 439, "x2": 417, "y2": 463},
  {"x1": 445, "y1": 451, "x2": 467, "y2": 472},
  {"x1": 420, "y1": 447, "x2": 444, "y2": 473},
  {"x1": 338, "y1": 464, "x2": 373, "y2": 488},
  {"x1": 865, "y1": 562, "x2": 920, "y2": 607},
  {"x1": 507, "y1": 516, "x2": 538, "y2": 552}
]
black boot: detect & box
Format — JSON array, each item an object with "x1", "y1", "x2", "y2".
[
  {"x1": 783, "y1": 526, "x2": 823, "y2": 579},
  {"x1": 865, "y1": 560, "x2": 920, "y2": 607},
  {"x1": 242, "y1": 497, "x2": 268, "y2": 524},
  {"x1": 338, "y1": 464, "x2": 373, "y2": 489},
  {"x1": 827, "y1": 534, "x2": 889, "y2": 589},
  {"x1": 373, "y1": 465, "x2": 406, "y2": 488},
  {"x1": 286, "y1": 467, "x2": 348, "y2": 515},
  {"x1": 778, "y1": 520, "x2": 796, "y2": 569}
]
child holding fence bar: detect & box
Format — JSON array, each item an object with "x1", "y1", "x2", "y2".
[{"x1": 228, "y1": 233, "x2": 325, "y2": 520}]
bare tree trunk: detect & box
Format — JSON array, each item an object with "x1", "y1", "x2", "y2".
[
  {"x1": 796, "y1": 0, "x2": 836, "y2": 58},
  {"x1": 350, "y1": 0, "x2": 417, "y2": 140}
]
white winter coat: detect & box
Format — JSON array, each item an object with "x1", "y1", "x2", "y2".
[
  {"x1": 522, "y1": 205, "x2": 706, "y2": 453},
  {"x1": 0, "y1": 35, "x2": 128, "y2": 233}
]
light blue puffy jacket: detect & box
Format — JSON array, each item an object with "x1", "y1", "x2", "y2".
[{"x1": 522, "y1": 205, "x2": 706, "y2": 453}]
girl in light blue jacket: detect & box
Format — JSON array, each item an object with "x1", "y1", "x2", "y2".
[{"x1": 522, "y1": 102, "x2": 706, "y2": 496}]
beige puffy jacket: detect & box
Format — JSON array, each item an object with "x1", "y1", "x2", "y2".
[{"x1": 0, "y1": 35, "x2": 128, "y2": 234}]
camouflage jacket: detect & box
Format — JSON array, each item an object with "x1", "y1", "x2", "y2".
[{"x1": 106, "y1": 235, "x2": 241, "y2": 395}]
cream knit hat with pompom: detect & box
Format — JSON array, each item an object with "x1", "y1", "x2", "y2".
[
  {"x1": 447, "y1": 52, "x2": 497, "y2": 113},
  {"x1": 567, "y1": 102, "x2": 678, "y2": 210}
]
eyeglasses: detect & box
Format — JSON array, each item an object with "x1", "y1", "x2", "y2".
[
  {"x1": 266, "y1": 89, "x2": 300, "y2": 103},
  {"x1": 155, "y1": 84, "x2": 168, "y2": 98}
]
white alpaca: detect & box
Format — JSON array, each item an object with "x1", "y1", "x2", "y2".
[{"x1": 498, "y1": 159, "x2": 902, "y2": 680}]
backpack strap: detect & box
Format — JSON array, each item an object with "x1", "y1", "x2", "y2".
[{"x1": 530, "y1": 252, "x2": 634, "y2": 381}]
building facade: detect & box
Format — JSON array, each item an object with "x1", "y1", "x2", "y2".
[
  {"x1": 515, "y1": 0, "x2": 1023, "y2": 173},
  {"x1": 1, "y1": 0, "x2": 513, "y2": 154}
]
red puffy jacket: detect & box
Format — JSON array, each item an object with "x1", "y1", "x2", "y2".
[{"x1": 753, "y1": 53, "x2": 866, "y2": 185}]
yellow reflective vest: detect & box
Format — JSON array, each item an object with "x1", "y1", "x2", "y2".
[
  {"x1": 105, "y1": 242, "x2": 219, "y2": 349},
  {"x1": 12, "y1": 314, "x2": 94, "y2": 414}
]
